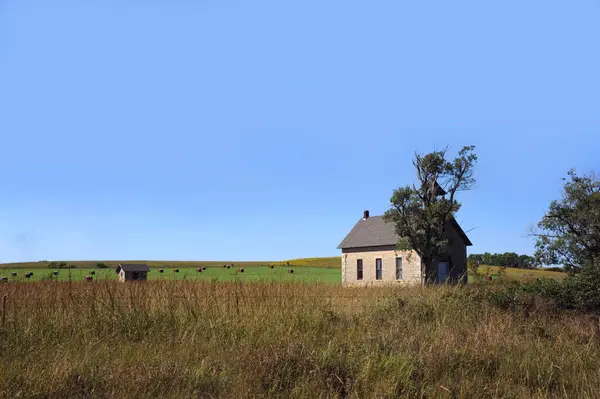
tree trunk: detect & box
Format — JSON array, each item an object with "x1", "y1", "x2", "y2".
[
  {"x1": 421, "y1": 256, "x2": 438, "y2": 285},
  {"x1": 421, "y1": 256, "x2": 430, "y2": 285}
]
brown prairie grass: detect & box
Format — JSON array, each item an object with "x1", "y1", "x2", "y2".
[{"x1": 0, "y1": 281, "x2": 598, "y2": 398}]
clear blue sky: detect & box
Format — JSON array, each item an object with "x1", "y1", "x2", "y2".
[{"x1": 1, "y1": 0, "x2": 599, "y2": 262}]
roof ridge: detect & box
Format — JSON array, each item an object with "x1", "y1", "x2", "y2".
[{"x1": 338, "y1": 214, "x2": 472, "y2": 249}]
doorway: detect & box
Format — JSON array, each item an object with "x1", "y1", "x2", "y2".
[{"x1": 437, "y1": 262, "x2": 449, "y2": 283}]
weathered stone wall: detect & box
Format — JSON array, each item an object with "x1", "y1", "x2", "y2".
[{"x1": 341, "y1": 246, "x2": 422, "y2": 287}]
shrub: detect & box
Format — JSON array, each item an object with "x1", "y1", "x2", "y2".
[
  {"x1": 495, "y1": 265, "x2": 600, "y2": 312},
  {"x1": 523, "y1": 277, "x2": 563, "y2": 297},
  {"x1": 96, "y1": 262, "x2": 108, "y2": 269},
  {"x1": 562, "y1": 265, "x2": 600, "y2": 311},
  {"x1": 485, "y1": 281, "x2": 525, "y2": 310},
  {"x1": 50, "y1": 262, "x2": 78, "y2": 269}
]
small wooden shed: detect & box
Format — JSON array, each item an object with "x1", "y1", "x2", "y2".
[{"x1": 116, "y1": 263, "x2": 150, "y2": 282}]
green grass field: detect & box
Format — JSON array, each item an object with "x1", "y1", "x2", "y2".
[
  {"x1": 0, "y1": 257, "x2": 567, "y2": 284},
  {"x1": 0, "y1": 257, "x2": 341, "y2": 270},
  {"x1": 0, "y1": 266, "x2": 341, "y2": 284}
]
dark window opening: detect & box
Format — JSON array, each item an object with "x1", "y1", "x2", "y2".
[
  {"x1": 376, "y1": 258, "x2": 382, "y2": 280},
  {"x1": 396, "y1": 257, "x2": 403, "y2": 280},
  {"x1": 357, "y1": 259, "x2": 363, "y2": 280}
]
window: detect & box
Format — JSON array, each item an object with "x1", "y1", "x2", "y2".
[
  {"x1": 375, "y1": 258, "x2": 382, "y2": 280},
  {"x1": 357, "y1": 259, "x2": 363, "y2": 280},
  {"x1": 396, "y1": 257, "x2": 403, "y2": 280}
]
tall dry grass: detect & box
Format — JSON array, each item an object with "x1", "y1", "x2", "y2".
[{"x1": 1, "y1": 281, "x2": 599, "y2": 398}]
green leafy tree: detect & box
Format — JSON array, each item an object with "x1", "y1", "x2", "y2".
[
  {"x1": 490, "y1": 253, "x2": 501, "y2": 266},
  {"x1": 502, "y1": 252, "x2": 519, "y2": 268},
  {"x1": 469, "y1": 252, "x2": 536, "y2": 268},
  {"x1": 481, "y1": 252, "x2": 492, "y2": 265},
  {"x1": 384, "y1": 145, "x2": 477, "y2": 284},
  {"x1": 518, "y1": 254, "x2": 535, "y2": 269},
  {"x1": 533, "y1": 170, "x2": 600, "y2": 272}
]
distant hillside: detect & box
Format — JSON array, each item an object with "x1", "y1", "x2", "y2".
[
  {"x1": 0, "y1": 257, "x2": 342, "y2": 270},
  {"x1": 284, "y1": 257, "x2": 341, "y2": 268},
  {"x1": 475, "y1": 265, "x2": 567, "y2": 282}
]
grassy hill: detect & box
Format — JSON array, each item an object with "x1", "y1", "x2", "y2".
[{"x1": 474, "y1": 264, "x2": 567, "y2": 281}]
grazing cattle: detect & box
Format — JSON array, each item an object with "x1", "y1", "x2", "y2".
[
  {"x1": 288, "y1": 269, "x2": 294, "y2": 274},
  {"x1": 240, "y1": 268, "x2": 244, "y2": 273},
  {"x1": 85, "y1": 276, "x2": 93, "y2": 282}
]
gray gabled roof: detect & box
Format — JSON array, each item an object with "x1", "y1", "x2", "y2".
[
  {"x1": 337, "y1": 216, "x2": 398, "y2": 249},
  {"x1": 337, "y1": 215, "x2": 473, "y2": 249},
  {"x1": 116, "y1": 263, "x2": 150, "y2": 273}
]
